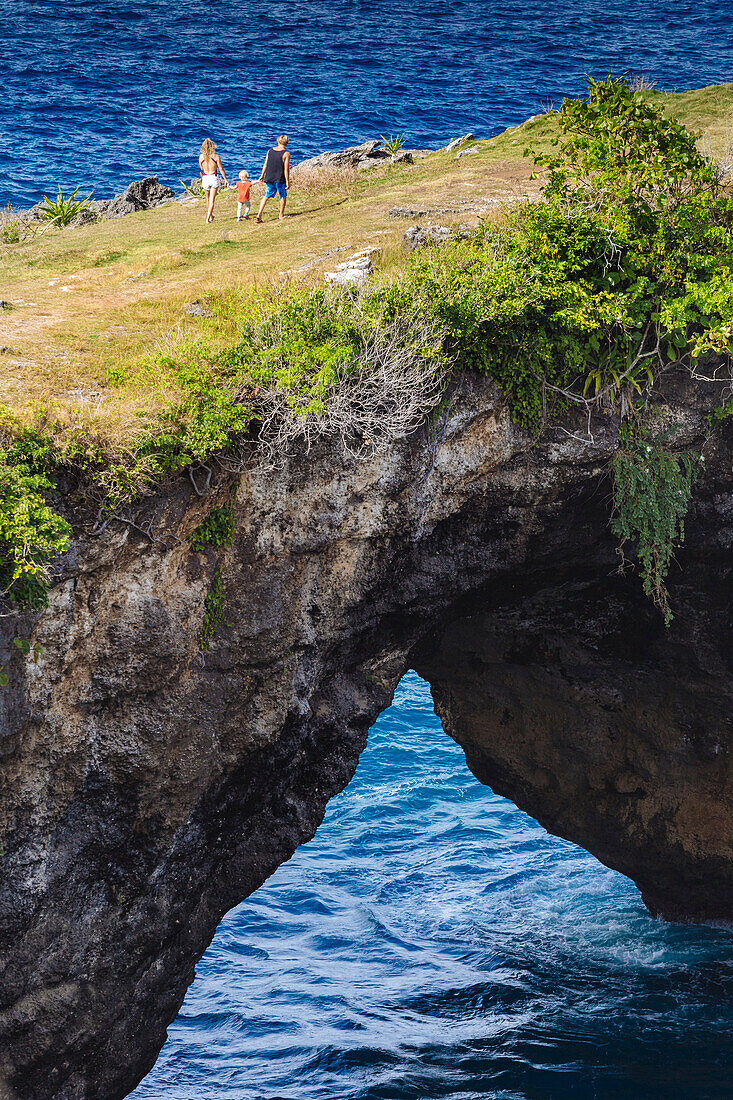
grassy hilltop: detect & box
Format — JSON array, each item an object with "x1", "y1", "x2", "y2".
[
  {"x1": 2, "y1": 82, "x2": 733, "y2": 443},
  {"x1": 2, "y1": 78, "x2": 733, "y2": 627}
]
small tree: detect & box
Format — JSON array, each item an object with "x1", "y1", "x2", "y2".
[{"x1": 535, "y1": 75, "x2": 718, "y2": 219}]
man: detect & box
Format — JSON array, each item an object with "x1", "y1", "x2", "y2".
[{"x1": 256, "y1": 135, "x2": 291, "y2": 222}]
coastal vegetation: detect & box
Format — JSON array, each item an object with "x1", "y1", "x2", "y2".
[
  {"x1": 1, "y1": 78, "x2": 732, "y2": 620},
  {"x1": 39, "y1": 185, "x2": 94, "y2": 228}
]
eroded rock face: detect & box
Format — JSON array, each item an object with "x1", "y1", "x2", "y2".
[
  {"x1": 414, "y1": 562, "x2": 733, "y2": 923},
  {"x1": 0, "y1": 370, "x2": 730, "y2": 1099}
]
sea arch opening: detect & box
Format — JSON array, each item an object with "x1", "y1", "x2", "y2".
[{"x1": 128, "y1": 669, "x2": 729, "y2": 1100}]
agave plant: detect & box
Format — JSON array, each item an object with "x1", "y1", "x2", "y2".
[
  {"x1": 380, "y1": 133, "x2": 406, "y2": 155},
  {"x1": 39, "y1": 185, "x2": 93, "y2": 227},
  {"x1": 180, "y1": 177, "x2": 205, "y2": 197}
]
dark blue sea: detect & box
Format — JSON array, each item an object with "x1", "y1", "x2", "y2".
[
  {"x1": 4, "y1": 2, "x2": 733, "y2": 1095},
  {"x1": 4, "y1": 0, "x2": 733, "y2": 208}
]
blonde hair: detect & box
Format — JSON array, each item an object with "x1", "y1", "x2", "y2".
[
  {"x1": 278, "y1": 135, "x2": 289, "y2": 146},
  {"x1": 239, "y1": 170, "x2": 249, "y2": 180},
  {"x1": 200, "y1": 138, "x2": 217, "y2": 158}
]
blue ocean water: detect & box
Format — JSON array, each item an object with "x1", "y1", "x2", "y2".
[
  {"x1": 3, "y1": 0, "x2": 733, "y2": 207},
  {"x1": 133, "y1": 673, "x2": 733, "y2": 1100}
]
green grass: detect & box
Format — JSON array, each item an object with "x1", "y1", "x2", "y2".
[{"x1": 2, "y1": 81, "x2": 733, "y2": 448}]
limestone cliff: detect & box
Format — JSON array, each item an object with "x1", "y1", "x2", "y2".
[{"x1": 0, "y1": 369, "x2": 730, "y2": 1100}]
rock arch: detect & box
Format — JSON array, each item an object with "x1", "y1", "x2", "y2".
[{"x1": 0, "y1": 370, "x2": 730, "y2": 1099}]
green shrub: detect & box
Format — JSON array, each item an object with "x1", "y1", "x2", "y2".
[
  {"x1": 380, "y1": 133, "x2": 406, "y2": 155},
  {"x1": 0, "y1": 456, "x2": 71, "y2": 609},
  {"x1": 190, "y1": 505, "x2": 236, "y2": 551},
  {"x1": 1, "y1": 221, "x2": 20, "y2": 244},
  {"x1": 388, "y1": 77, "x2": 733, "y2": 432}
]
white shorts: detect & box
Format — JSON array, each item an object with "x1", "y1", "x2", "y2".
[{"x1": 202, "y1": 173, "x2": 219, "y2": 191}]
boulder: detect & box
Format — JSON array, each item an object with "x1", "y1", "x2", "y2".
[
  {"x1": 324, "y1": 247, "x2": 377, "y2": 287},
  {"x1": 324, "y1": 267, "x2": 370, "y2": 287},
  {"x1": 336, "y1": 255, "x2": 372, "y2": 271}
]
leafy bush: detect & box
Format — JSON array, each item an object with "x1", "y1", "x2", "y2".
[
  {"x1": 1, "y1": 221, "x2": 20, "y2": 244},
  {"x1": 388, "y1": 76, "x2": 733, "y2": 431},
  {"x1": 39, "y1": 185, "x2": 93, "y2": 228},
  {"x1": 0, "y1": 455, "x2": 71, "y2": 609}
]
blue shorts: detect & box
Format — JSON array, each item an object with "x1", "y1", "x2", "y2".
[{"x1": 264, "y1": 182, "x2": 287, "y2": 199}]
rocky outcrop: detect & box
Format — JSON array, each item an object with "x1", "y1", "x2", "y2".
[
  {"x1": 324, "y1": 247, "x2": 381, "y2": 286},
  {"x1": 296, "y1": 140, "x2": 429, "y2": 172},
  {"x1": 0, "y1": 369, "x2": 730, "y2": 1099},
  {"x1": 403, "y1": 223, "x2": 471, "y2": 249},
  {"x1": 100, "y1": 176, "x2": 175, "y2": 218},
  {"x1": 445, "y1": 132, "x2": 475, "y2": 152}
]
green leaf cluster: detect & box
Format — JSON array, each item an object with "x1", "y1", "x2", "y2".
[
  {"x1": 201, "y1": 568, "x2": 226, "y2": 650},
  {"x1": 380, "y1": 133, "x2": 406, "y2": 155},
  {"x1": 1, "y1": 221, "x2": 20, "y2": 244},
  {"x1": 391, "y1": 76, "x2": 733, "y2": 429},
  {"x1": 0, "y1": 450, "x2": 71, "y2": 609},
  {"x1": 611, "y1": 426, "x2": 700, "y2": 625},
  {"x1": 190, "y1": 505, "x2": 236, "y2": 551}
]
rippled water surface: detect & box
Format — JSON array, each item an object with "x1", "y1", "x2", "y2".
[
  {"x1": 3, "y1": 0, "x2": 733, "y2": 205},
  {"x1": 133, "y1": 673, "x2": 733, "y2": 1099}
]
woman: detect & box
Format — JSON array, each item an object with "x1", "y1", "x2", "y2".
[{"x1": 198, "y1": 138, "x2": 228, "y2": 224}]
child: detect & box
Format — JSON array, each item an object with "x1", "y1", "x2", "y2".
[{"x1": 235, "y1": 171, "x2": 252, "y2": 221}]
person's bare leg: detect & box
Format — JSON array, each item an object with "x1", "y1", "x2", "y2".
[
  {"x1": 206, "y1": 187, "x2": 216, "y2": 224},
  {"x1": 278, "y1": 195, "x2": 287, "y2": 220},
  {"x1": 255, "y1": 195, "x2": 267, "y2": 222}
]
